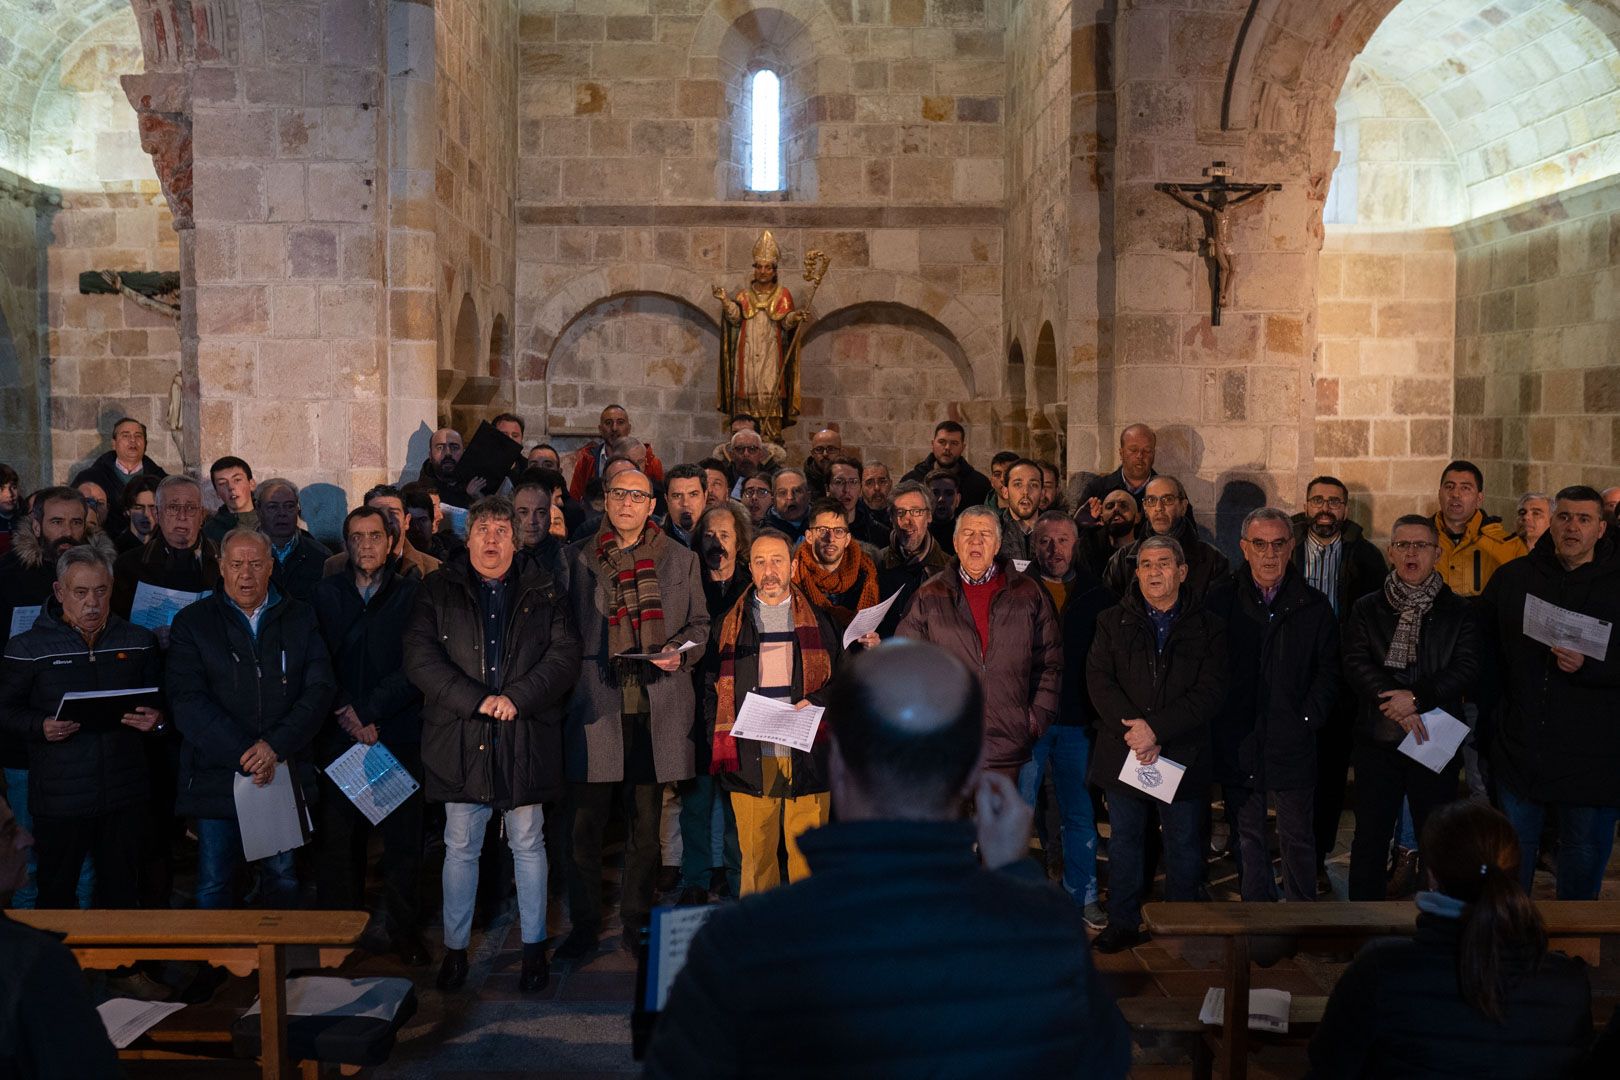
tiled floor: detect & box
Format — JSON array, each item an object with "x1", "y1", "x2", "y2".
[{"x1": 123, "y1": 806, "x2": 1620, "y2": 1079}]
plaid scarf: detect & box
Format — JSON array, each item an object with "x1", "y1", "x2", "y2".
[
  {"x1": 711, "y1": 584, "x2": 834, "y2": 775},
  {"x1": 791, "y1": 540, "x2": 879, "y2": 624},
  {"x1": 596, "y1": 521, "x2": 667, "y2": 706},
  {"x1": 1383, "y1": 569, "x2": 1442, "y2": 669}
]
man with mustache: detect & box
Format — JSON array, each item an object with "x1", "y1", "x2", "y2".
[
  {"x1": 1290, "y1": 475, "x2": 1389, "y2": 890},
  {"x1": 1102, "y1": 476, "x2": 1228, "y2": 602},
  {"x1": 997, "y1": 459, "x2": 1046, "y2": 563},
  {"x1": 1076, "y1": 488, "x2": 1139, "y2": 578}
]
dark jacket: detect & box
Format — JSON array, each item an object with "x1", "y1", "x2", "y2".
[
  {"x1": 1087, "y1": 590, "x2": 1227, "y2": 799},
  {"x1": 313, "y1": 557, "x2": 423, "y2": 748},
  {"x1": 269, "y1": 531, "x2": 332, "y2": 605},
  {"x1": 895, "y1": 559, "x2": 1062, "y2": 770},
  {"x1": 846, "y1": 502, "x2": 889, "y2": 549},
  {"x1": 404, "y1": 556, "x2": 581, "y2": 807},
  {"x1": 760, "y1": 506, "x2": 807, "y2": 544},
  {"x1": 643, "y1": 820, "x2": 1131, "y2": 1080},
  {"x1": 166, "y1": 588, "x2": 335, "y2": 819},
  {"x1": 1204, "y1": 566, "x2": 1340, "y2": 790},
  {"x1": 1308, "y1": 910, "x2": 1592, "y2": 1079},
  {"x1": 1075, "y1": 523, "x2": 1131, "y2": 580},
  {"x1": 712, "y1": 587, "x2": 844, "y2": 799},
  {"x1": 692, "y1": 570, "x2": 751, "y2": 774},
  {"x1": 0, "y1": 610, "x2": 162, "y2": 818},
  {"x1": 1343, "y1": 579, "x2": 1480, "y2": 746},
  {"x1": 70, "y1": 450, "x2": 167, "y2": 538},
  {"x1": 1057, "y1": 567, "x2": 1116, "y2": 728},
  {"x1": 0, "y1": 529, "x2": 118, "y2": 770},
  {"x1": 1480, "y1": 533, "x2": 1620, "y2": 806},
  {"x1": 1103, "y1": 513, "x2": 1230, "y2": 601},
  {"x1": 201, "y1": 506, "x2": 258, "y2": 547},
  {"x1": 901, "y1": 454, "x2": 992, "y2": 509},
  {"x1": 0, "y1": 912, "x2": 121, "y2": 1080},
  {"x1": 1075, "y1": 465, "x2": 1155, "y2": 524},
  {"x1": 111, "y1": 534, "x2": 221, "y2": 620},
  {"x1": 1289, "y1": 516, "x2": 1387, "y2": 622},
  {"x1": 875, "y1": 533, "x2": 953, "y2": 638},
  {"x1": 997, "y1": 509, "x2": 1035, "y2": 563}
]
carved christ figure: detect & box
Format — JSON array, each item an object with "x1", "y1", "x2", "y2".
[
  {"x1": 714, "y1": 230, "x2": 810, "y2": 442},
  {"x1": 1157, "y1": 181, "x2": 1271, "y2": 313}
]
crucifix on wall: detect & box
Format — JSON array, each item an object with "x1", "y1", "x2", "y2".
[{"x1": 1156, "y1": 162, "x2": 1281, "y2": 325}]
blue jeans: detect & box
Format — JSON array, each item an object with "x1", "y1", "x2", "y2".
[
  {"x1": 1497, "y1": 787, "x2": 1618, "y2": 900},
  {"x1": 677, "y1": 776, "x2": 740, "y2": 896},
  {"x1": 3, "y1": 768, "x2": 93, "y2": 909},
  {"x1": 1105, "y1": 786, "x2": 1205, "y2": 931},
  {"x1": 443, "y1": 802, "x2": 548, "y2": 949},
  {"x1": 1016, "y1": 727, "x2": 1099, "y2": 905},
  {"x1": 195, "y1": 817, "x2": 298, "y2": 909}
]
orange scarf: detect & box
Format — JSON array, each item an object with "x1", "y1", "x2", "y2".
[{"x1": 791, "y1": 541, "x2": 879, "y2": 625}]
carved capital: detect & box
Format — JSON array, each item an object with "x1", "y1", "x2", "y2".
[{"x1": 121, "y1": 73, "x2": 193, "y2": 230}]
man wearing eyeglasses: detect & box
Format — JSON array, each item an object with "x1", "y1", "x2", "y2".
[
  {"x1": 1290, "y1": 475, "x2": 1389, "y2": 890},
  {"x1": 1342, "y1": 515, "x2": 1480, "y2": 900},
  {"x1": 1206, "y1": 508, "x2": 1339, "y2": 902},
  {"x1": 560, "y1": 469, "x2": 708, "y2": 959},
  {"x1": 826, "y1": 455, "x2": 887, "y2": 549},
  {"x1": 791, "y1": 499, "x2": 881, "y2": 635},
  {"x1": 111, "y1": 476, "x2": 221, "y2": 646},
  {"x1": 875, "y1": 481, "x2": 950, "y2": 639},
  {"x1": 1102, "y1": 475, "x2": 1228, "y2": 601}
]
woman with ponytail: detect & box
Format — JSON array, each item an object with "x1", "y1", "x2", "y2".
[{"x1": 1309, "y1": 800, "x2": 1592, "y2": 1077}]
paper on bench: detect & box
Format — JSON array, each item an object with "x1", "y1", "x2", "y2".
[
  {"x1": 8, "y1": 604, "x2": 40, "y2": 639},
  {"x1": 97, "y1": 999, "x2": 187, "y2": 1049},
  {"x1": 1199, "y1": 987, "x2": 1291, "y2": 1034},
  {"x1": 1396, "y1": 708, "x2": 1469, "y2": 774},
  {"x1": 644, "y1": 905, "x2": 718, "y2": 1012},
  {"x1": 234, "y1": 766, "x2": 309, "y2": 862},
  {"x1": 841, "y1": 590, "x2": 901, "y2": 648},
  {"x1": 729, "y1": 692, "x2": 824, "y2": 753},
  {"x1": 325, "y1": 742, "x2": 420, "y2": 826},
  {"x1": 1116, "y1": 754, "x2": 1186, "y2": 804},
  {"x1": 244, "y1": 976, "x2": 413, "y2": 1021}
]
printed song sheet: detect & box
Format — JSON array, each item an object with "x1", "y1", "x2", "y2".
[
  {"x1": 1116, "y1": 754, "x2": 1186, "y2": 804},
  {"x1": 129, "y1": 582, "x2": 208, "y2": 631},
  {"x1": 7, "y1": 604, "x2": 39, "y2": 639},
  {"x1": 97, "y1": 999, "x2": 187, "y2": 1049},
  {"x1": 233, "y1": 766, "x2": 309, "y2": 862},
  {"x1": 644, "y1": 905, "x2": 718, "y2": 1012},
  {"x1": 1199, "y1": 988, "x2": 1291, "y2": 1034},
  {"x1": 1397, "y1": 708, "x2": 1470, "y2": 774},
  {"x1": 841, "y1": 591, "x2": 902, "y2": 648},
  {"x1": 1523, "y1": 594, "x2": 1611, "y2": 661},
  {"x1": 729, "y1": 692, "x2": 824, "y2": 753},
  {"x1": 325, "y1": 742, "x2": 420, "y2": 826}
]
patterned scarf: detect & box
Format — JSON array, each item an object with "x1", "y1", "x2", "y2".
[
  {"x1": 596, "y1": 521, "x2": 667, "y2": 706},
  {"x1": 711, "y1": 584, "x2": 834, "y2": 775},
  {"x1": 1383, "y1": 569, "x2": 1442, "y2": 669},
  {"x1": 791, "y1": 540, "x2": 879, "y2": 624}
]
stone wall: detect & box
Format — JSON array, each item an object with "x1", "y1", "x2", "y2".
[
  {"x1": 512, "y1": 0, "x2": 1008, "y2": 467},
  {"x1": 1314, "y1": 226, "x2": 1455, "y2": 534},
  {"x1": 1454, "y1": 175, "x2": 1620, "y2": 521},
  {"x1": 0, "y1": 172, "x2": 45, "y2": 478}
]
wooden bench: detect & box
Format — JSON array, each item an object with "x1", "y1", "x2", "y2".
[
  {"x1": 1141, "y1": 900, "x2": 1620, "y2": 1080},
  {"x1": 8, "y1": 908, "x2": 368, "y2": 1080}
]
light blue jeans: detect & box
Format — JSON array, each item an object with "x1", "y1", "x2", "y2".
[
  {"x1": 1015, "y1": 726, "x2": 1100, "y2": 906},
  {"x1": 442, "y1": 801, "x2": 548, "y2": 949},
  {"x1": 3, "y1": 767, "x2": 93, "y2": 909}
]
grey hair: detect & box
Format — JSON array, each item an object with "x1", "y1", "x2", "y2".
[
  {"x1": 953, "y1": 504, "x2": 1001, "y2": 540},
  {"x1": 55, "y1": 543, "x2": 114, "y2": 582},
  {"x1": 1241, "y1": 506, "x2": 1293, "y2": 538},
  {"x1": 888, "y1": 479, "x2": 934, "y2": 515},
  {"x1": 219, "y1": 527, "x2": 272, "y2": 558},
  {"x1": 773, "y1": 466, "x2": 807, "y2": 488},
  {"x1": 608, "y1": 436, "x2": 641, "y2": 456},
  {"x1": 1516, "y1": 491, "x2": 1550, "y2": 512},
  {"x1": 1145, "y1": 474, "x2": 1187, "y2": 501},
  {"x1": 729, "y1": 429, "x2": 763, "y2": 447},
  {"x1": 254, "y1": 477, "x2": 299, "y2": 504},
  {"x1": 155, "y1": 474, "x2": 202, "y2": 507},
  {"x1": 864, "y1": 460, "x2": 890, "y2": 476},
  {"x1": 1138, "y1": 535, "x2": 1186, "y2": 566}
]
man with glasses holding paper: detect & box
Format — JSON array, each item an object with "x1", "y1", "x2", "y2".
[
  {"x1": 709, "y1": 529, "x2": 843, "y2": 895},
  {"x1": 560, "y1": 470, "x2": 707, "y2": 959},
  {"x1": 1343, "y1": 515, "x2": 1481, "y2": 901},
  {"x1": 111, "y1": 476, "x2": 220, "y2": 647},
  {"x1": 1087, "y1": 535, "x2": 1226, "y2": 952},
  {"x1": 1479, "y1": 485, "x2": 1620, "y2": 900}
]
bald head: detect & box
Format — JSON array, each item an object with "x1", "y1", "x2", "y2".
[
  {"x1": 1119, "y1": 423, "x2": 1156, "y2": 485},
  {"x1": 826, "y1": 640, "x2": 983, "y2": 819}
]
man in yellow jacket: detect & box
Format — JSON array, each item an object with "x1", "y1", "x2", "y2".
[{"x1": 1433, "y1": 460, "x2": 1526, "y2": 598}]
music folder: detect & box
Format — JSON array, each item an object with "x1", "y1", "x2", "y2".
[{"x1": 54, "y1": 687, "x2": 162, "y2": 732}]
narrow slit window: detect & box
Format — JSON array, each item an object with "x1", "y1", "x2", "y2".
[{"x1": 749, "y1": 69, "x2": 782, "y2": 193}]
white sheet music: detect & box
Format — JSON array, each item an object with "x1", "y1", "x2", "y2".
[
  {"x1": 129, "y1": 582, "x2": 208, "y2": 631},
  {"x1": 97, "y1": 999, "x2": 187, "y2": 1048},
  {"x1": 325, "y1": 742, "x2": 420, "y2": 826},
  {"x1": 1199, "y1": 987, "x2": 1291, "y2": 1034},
  {"x1": 7, "y1": 604, "x2": 40, "y2": 639},
  {"x1": 1116, "y1": 754, "x2": 1186, "y2": 804},
  {"x1": 645, "y1": 905, "x2": 718, "y2": 1012},
  {"x1": 729, "y1": 692, "x2": 824, "y2": 753},
  {"x1": 841, "y1": 590, "x2": 902, "y2": 648},
  {"x1": 1397, "y1": 708, "x2": 1470, "y2": 774},
  {"x1": 1523, "y1": 593, "x2": 1611, "y2": 661},
  {"x1": 233, "y1": 766, "x2": 308, "y2": 861}
]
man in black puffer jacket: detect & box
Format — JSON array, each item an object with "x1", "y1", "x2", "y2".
[
  {"x1": 0, "y1": 547, "x2": 163, "y2": 908},
  {"x1": 404, "y1": 495, "x2": 581, "y2": 994},
  {"x1": 1343, "y1": 515, "x2": 1481, "y2": 901},
  {"x1": 1102, "y1": 476, "x2": 1229, "y2": 601},
  {"x1": 167, "y1": 529, "x2": 334, "y2": 910},
  {"x1": 1479, "y1": 485, "x2": 1620, "y2": 900},
  {"x1": 1088, "y1": 535, "x2": 1227, "y2": 953},
  {"x1": 312, "y1": 505, "x2": 426, "y2": 963},
  {"x1": 1205, "y1": 507, "x2": 1339, "y2": 903},
  {"x1": 645, "y1": 641, "x2": 1130, "y2": 1080}
]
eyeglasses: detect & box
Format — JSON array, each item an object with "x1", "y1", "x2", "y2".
[
  {"x1": 893, "y1": 507, "x2": 930, "y2": 520},
  {"x1": 1305, "y1": 496, "x2": 1347, "y2": 510},
  {"x1": 1141, "y1": 495, "x2": 1182, "y2": 508},
  {"x1": 807, "y1": 526, "x2": 850, "y2": 540},
  {"x1": 1391, "y1": 540, "x2": 1436, "y2": 553},
  {"x1": 1242, "y1": 538, "x2": 1290, "y2": 553},
  {"x1": 605, "y1": 488, "x2": 651, "y2": 504}
]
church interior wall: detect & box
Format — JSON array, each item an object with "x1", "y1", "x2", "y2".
[{"x1": 0, "y1": 171, "x2": 45, "y2": 478}]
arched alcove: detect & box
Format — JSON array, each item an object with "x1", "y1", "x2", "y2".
[
  {"x1": 488, "y1": 313, "x2": 508, "y2": 380},
  {"x1": 1003, "y1": 339, "x2": 1028, "y2": 455},
  {"x1": 715, "y1": 7, "x2": 819, "y2": 199},
  {"x1": 440, "y1": 293, "x2": 498, "y2": 432},
  {"x1": 1030, "y1": 321, "x2": 1062, "y2": 464}
]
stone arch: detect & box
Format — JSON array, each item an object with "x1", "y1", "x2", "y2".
[
  {"x1": 1030, "y1": 321, "x2": 1062, "y2": 463},
  {"x1": 441, "y1": 293, "x2": 500, "y2": 432},
  {"x1": 489, "y1": 313, "x2": 508, "y2": 381},
  {"x1": 1003, "y1": 339, "x2": 1028, "y2": 455}
]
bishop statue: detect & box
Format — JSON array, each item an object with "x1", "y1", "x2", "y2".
[{"x1": 714, "y1": 230, "x2": 813, "y2": 442}]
